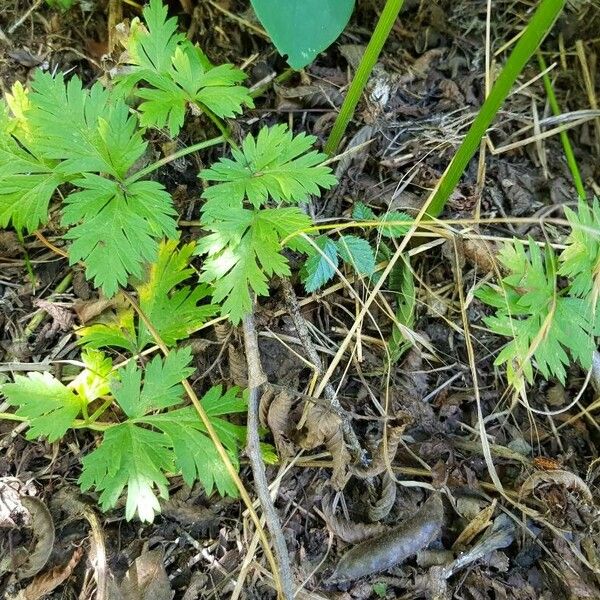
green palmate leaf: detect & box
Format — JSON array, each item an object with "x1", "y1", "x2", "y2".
[
  {"x1": 197, "y1": 206, "x2": 312, "y2": 323},
  {"x1": 200, "y1": 125, "x2": 336, "y2": 211},
  {"x1": 79, "y1": 241, "x2": 217, "y2": 352},
  {"x1": 28, "y1": 71, "x2": 146, "y2": 179},
  {"x1": 62, "y1": 176, "x2": 178, "y2": 297},
  {"x1": 127, "y1": 0, "x2": 185, "y2": 74},
  {"x1": 79, "y1": 422, "x2": 173, "y2": 522},
  {"x1": 477, "y1": 239, "x2": 595, "y2": 388},
  {"x1": 80, "y1": 350, "x2": 247, "y2": 521},
  {"x1": 0, "y1": 133, "x2": 63, "y2": 231},
  {"x1": 250, "y1": 0, "x2": 355, "y2": 69},
  {"x1": 0, "y1": 93, "x2": 63, "y2": 232},
  {"x1": 1, "y1": 372, "x2": 83, "y2": 442},
  {"x1": 111, "y1": 348, "x2": 194, "y2": 419},
  {"x1": 302, "y1": 236, "x2": 339, "y2": 293},
  {"x1": 136, "y1": 240, "x2": 217, "y2": 348},
  {"x1": 139, "y1": 386, "x2": 246, "y2": 496},
  {"x1": 118, "y1": 0, "x2": 253, "y2": 136},
  {"x1": 559, "y1": 199, "x2": 600, "y2": 300}
]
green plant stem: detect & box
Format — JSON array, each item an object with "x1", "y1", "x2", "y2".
[
  {"x1": 324, "y1": 0, "x2": 405, "y2": 155},
  {"x1": 250, "y1": 68, "x2": 294, "y2": 99},
  {"x1": 425, "y1": 0, "x2": 567, "y2": 218},
  {"x1": 126, "y1": 135, "x2": 225, "y2": 184},
  {"x1": 537, "y1": 52, "x2": 586, "y2": 199},
  {"x1": 0, "y1": 411, "x2": 110, "y2": 432},
  {"x1": 201, "y1": 105, "x2": 239, "y2": 149},
  {"x1": 85, "y1": 397, "x2": 113, "y2": 425}
]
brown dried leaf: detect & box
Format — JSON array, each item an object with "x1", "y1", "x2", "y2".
[
  {"x1": 301, "y1": 403, "x2": 350, "y2": 489},
  {"x1": 34, "y1": 299, "x2": 73, "y2": 332},
  {"x1": 0, "y1": 231, "x2": 21, "y2": 257},
  {"x1": 17, "y1": 497, "x2": 55, "y2": 580},
  {"x1": 0, "y1": 479, "x2": 30, "y2": 529},
  {"x1": 350, "y1": 426, "x2": 405, "y2": 479},
  {"x1": 367, "y1": 472, "x2": 397, "y2": 522},
  {"x1": 17, "y1": 547, "x2": 84, "y2": 600},
  {"x1": 119, "y1": 549, "x2": 173, "y2": 600},
  {"x1": 321, "y1": 497, "x2": 386, "y2": 544},
  {"x1": 258, "y1": 389, "x2": 274, "y2": 428},
  {"x1": 267, "y1": 391, "x2": 294, "y2": 459},
  {"x1": 452, "y1": 500, "x2": 496, "y2": 550},
  {"x1": 73, "y1": 296, "x2": 123, "y2": 324},
  {"x1": 520, "y1": 469, "x2": 593, "y2": 503},
  {"x1": 228, "y1": 343, "x2": 247, "y2": 388}
]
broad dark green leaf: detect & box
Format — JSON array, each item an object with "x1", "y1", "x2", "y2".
[{"x1": 250, "y1": 0, "x2": 355, "y2": 69}]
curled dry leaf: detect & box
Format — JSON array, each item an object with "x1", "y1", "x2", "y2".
[
  {"x1": 301, "y1": 403, "x2": 351, "y2": 490},
  {"x1": 227, "y1": 343, "x2": 247, "y2": 388},
  {"x1": 452, "y1": 499, "x2": 496, "y2": 550},
  {"x1": 16, "y1": 497, "x2": 55, "y2": 580},
  {"x1": 14, "y1": 547, "x2": 84, "y2": 600},
  {"x1": 267, "y1": 390, "x2": 295, "y2": 459},
  {"x1": 350, "y1": 425, "x2": 405, "y2": 479},
  {"x1": 520, "y1": 469, "x2": 593, "y2": 503},
  {"x1": 258, "y1": 388, "x2": 274, "y2": 427},
  {"x1": 367, "y1": 472, "x2": 397, "y2": 522},
  {"x1": 443, "y1": 514, "x2": 515, "y2": 579},
  {"x1": 321, "y1": 496, "x2": 386, "y2": 544},
  {"x1": 330, "y1": 493, "x2": 444, "y2": 582},
  {"x1": 119, "y1": 549, "x2": 174, "y2": 600},
  {"x1": 73, "y1": 296, "x2": 121, "y2": 324}
]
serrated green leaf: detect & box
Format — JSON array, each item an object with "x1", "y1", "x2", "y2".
[
  {"x1": 1, "y1": 372, "x2": 83, "y2": 442},
  {"x1": 479, "y1": 238, "x2": 595, "y2": 389},
  {"x1": 0, "y1": 142, "x2": 63, "y2": 231},
  {"x1": 136, "y1": 240, "x2": 217, "y2": 348},
  {"x1": 111, "y1": 348, "x2": 193, "y2": 419},
  {"x1": 198, "y1": 206, "x2": 312, "y2": 323},
  {"x1": 80, "y1": 382, "x2": 247, "y2": 520},
  {"x1": 140, "y1": 386, "x2": 246, "y2": 496},
  {"x1": 62, "y1": 175, "x2": 178, "y2": 297},
  {"x1": 302, "y1": 236, "x2": 338, "y2": 292},
  {"x1": 128, "y1": 0, "x2": 185, "y2": 74},
  {"x1": 559, "y1": 199, "x2": 600, "y2": 299},
  {"x1": 79, "y1": 422, "x2": 172, "y2": 522},
  {"x1": 335, "y1": 235, "x2": 375, "y2": 275},
  {"x1": 0, "y1": 98, "x2": 63, "y2": 231},
  {"x1": 28, "y1": 71, "x2": 146, "y2": 179},
  {"x1": 117, "y1": 0, "x2": 253, "y2": 136},
  {"x1": 352, "y1": 201, "x2": 376, "y2": 221},
  {"x1": 200, "y1": 124, "x2": 336, "y2": 210},
  {"x1": 78, "y1": 306, "x2": 137, "y2": 353},
  {"x1": 352, "y1": 202, "x2": 411, "y2": 238}
]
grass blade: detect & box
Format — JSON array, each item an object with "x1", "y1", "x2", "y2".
[{"x1": 426, "y1": 0, "x2": 567, "y2": 218}]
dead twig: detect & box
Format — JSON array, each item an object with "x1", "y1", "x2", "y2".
[{"x1": 242, "y1": 312, "x2": 296, "y2": 600}]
